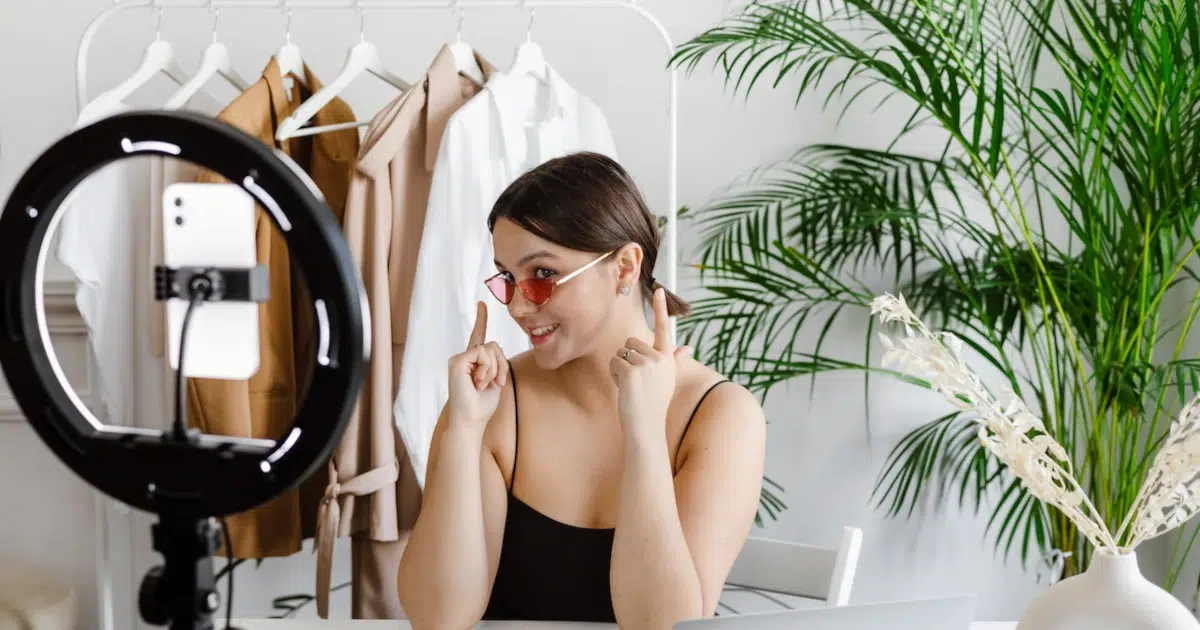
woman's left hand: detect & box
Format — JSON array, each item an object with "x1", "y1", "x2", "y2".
[{"x1": 611, "y1": 288, "x2": 692, "y2": 444}]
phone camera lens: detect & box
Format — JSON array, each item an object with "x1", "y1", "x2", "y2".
[
  {"x1": 174, "y1": 216, "x2": 184, "y2": 226},
  {"x1": 173, "y1": 197, "x2": 183, "y2": 207}
]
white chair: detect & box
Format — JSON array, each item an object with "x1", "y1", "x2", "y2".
[{"x1": 718, "y1": 526, "x2": 863, "y2": 615}]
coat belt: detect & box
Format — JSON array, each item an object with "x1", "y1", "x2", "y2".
[{"x1": 314, "y1": 459, "x2": 399, "y2": 618}]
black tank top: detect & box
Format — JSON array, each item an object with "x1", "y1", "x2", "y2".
[{"x1": 482, "y1": 369, "x2": 731, "y2": 622}]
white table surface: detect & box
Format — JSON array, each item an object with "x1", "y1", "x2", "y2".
[{"x1": 227, "y1": 620, "x2": 1015, "y2": 629}]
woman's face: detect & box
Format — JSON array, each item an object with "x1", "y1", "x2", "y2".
[{"x1": 490, "y1": 218, "x2": 621, "y2": 369}]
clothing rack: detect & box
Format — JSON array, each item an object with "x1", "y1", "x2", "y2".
[
  {"x1": 76, "y1": 2, "x2": 679, "y2": 629},
  {"x1": 78, "y1": 0, "x2": 679, "y2": 307}
]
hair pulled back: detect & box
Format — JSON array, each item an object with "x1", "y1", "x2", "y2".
[{"x1": 487, "y1": 151, "x2": 690, "y2": 316}]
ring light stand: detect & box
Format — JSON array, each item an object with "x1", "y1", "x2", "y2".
[{"x1": 0, "y1": 111, "x2": 370, "y2": 629}]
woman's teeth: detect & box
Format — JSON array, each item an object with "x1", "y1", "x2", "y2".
[{"x1": 531, "y1": 324, "x2": 559, "y2": 336}]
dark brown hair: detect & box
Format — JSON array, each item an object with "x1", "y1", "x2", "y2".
[{"x1": 487, "y1": 151, "x2": 690, "y2": 316}]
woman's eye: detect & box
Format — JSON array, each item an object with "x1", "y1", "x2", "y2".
[
  {"x1": 499, "y1": 271, "x2": 514, "y2": 282},
  {"x1": 534, "y1": 268, "x2": 556, "y2": 280}
]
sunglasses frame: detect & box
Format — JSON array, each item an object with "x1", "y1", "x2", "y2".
[{"x1": 485, "y1": 251, "x2": 614, "y2": 306}]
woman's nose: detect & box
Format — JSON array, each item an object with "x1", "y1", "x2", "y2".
[{"x1": 508, "y1": 291, "x2": 539, "y2": 317}]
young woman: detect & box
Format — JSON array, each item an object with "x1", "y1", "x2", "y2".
[{"x1": 396, "y1": 152, "x2": 766, "y2": 629}]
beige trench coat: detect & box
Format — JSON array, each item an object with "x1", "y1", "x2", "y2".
[
  {"x1": 183, "y1": 58, "x2": 360, "y2": 559},
  {"x1": 314, "y1": 46, "x2": 497, "y2": 619}
]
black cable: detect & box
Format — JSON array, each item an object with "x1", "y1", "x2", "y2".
[
  {"x1": 720, "y1": 585, "x2": 795, "y2": 610},
  {"x1": 173, "y1": 280, "x2": 210, "y2": 443},
  {"x1": 219, "y1": 517, "x2": 240, "y2": 630}
]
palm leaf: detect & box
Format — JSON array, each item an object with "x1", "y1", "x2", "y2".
[{"x1": 676, "y1": 0, "x2": 1200, "y2": 574}]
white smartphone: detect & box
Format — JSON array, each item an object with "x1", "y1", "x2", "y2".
[{"x1": 163, "y1": 182, "x2": 260, "y2": 380}]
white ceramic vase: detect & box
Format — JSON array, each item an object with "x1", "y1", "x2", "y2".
[{"x1": 1017, "y1": 549, "x2": 1200, "y2": 630}]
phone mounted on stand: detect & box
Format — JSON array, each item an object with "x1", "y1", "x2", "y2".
[{"x1": 140, "y1": 259, "x2": 269, "y2": 629}]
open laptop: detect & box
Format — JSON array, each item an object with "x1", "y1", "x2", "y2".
[{"x1": 673, "y1": 594, "x2": 977, "y2": 630}]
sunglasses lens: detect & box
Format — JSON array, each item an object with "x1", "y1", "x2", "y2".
[
  {"x1": 518, "y1": 279, "x2": 555, "y2": 306},
  {"x1": 485, "y1": 276, "x2": 515, "y2": 304}
]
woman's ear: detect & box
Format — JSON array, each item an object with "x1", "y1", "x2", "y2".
[{"x1": 613, "y1": 243, "x2": 643, "y2": 289}]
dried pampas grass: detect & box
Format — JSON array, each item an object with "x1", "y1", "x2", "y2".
[{"x1": 871, "y1": 292, "x2": 1200, "y2": 553}]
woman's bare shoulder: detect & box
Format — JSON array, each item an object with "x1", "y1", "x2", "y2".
[
  {"x1": 480, "y1": 356, "x2": 524, "y2": 471},
  {"x1": 675, "y1": 356, "x2": 761, "y2": 429},
  {"x1": 676, "y1": 355, "x2": 735, "y2": 398},
  {"x1": 507, "y1": 350, "x2": 538, "y2": 378}
]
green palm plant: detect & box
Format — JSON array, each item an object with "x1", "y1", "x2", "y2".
[{"x1": 671, "y1": 0, "x2": 1200, "y2": 583}]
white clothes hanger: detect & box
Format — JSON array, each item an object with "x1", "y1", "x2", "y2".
[
  {"x1": 164, "y1": 6, "x2": 250, "y2": 110},
  {"x1": 447, "y1": 6, "x2": 485, "y2": 86},
  {"x1": 508, "y1": 8, "x2": 548, "y2": 83},
  {"x1": 84, "y1": 8, "x2": 191, "y2": 115},
  {"x1": 276, "y1": 3, "x2": 307, "y2": 89},
  {"x1": 275, "y1": 3, "x2": 409, "y2": 141}
]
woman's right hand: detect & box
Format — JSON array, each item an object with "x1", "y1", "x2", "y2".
[{"x1": 447, "y1": 301, "x2": 507, "y2": 431}]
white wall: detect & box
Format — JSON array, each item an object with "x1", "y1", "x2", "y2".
[
  {"x1": 0, "y1": 283, "x2": 108, "y2": 630},
  {"x1": 0, "y1": 0, "x2": 1051, "y2": 627}
]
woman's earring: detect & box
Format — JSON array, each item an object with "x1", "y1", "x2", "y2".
[{"x1": 620, "y1": 284, "x2": 631, "y2": 296}]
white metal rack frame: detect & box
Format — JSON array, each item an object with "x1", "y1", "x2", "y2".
[{"x1": 75, "y1": 2, "x2": 679, "y2": 628}]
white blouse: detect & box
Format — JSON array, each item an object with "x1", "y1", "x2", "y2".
[{"x1": 393, "y1": 63, "x2": 619, "y2": 489}]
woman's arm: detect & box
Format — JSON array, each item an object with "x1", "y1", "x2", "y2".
[
  {"x1": 610, "y1": 383, "x2": 766, "y2": 628},
  {"x1": 396, "y1": 404, "x2": 509, "y2": 629}
]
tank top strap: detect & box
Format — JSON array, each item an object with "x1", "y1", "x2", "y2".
[
  {"x1": 508, "y1": 360, "x2": 520, "y2": 494},
  {"x1": 674, "y1": 379, "x2": 731, "y2": 471}
]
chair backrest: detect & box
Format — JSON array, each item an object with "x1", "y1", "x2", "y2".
[{"x1": 724, "y1": 526, "x2": 863, "y2": 606}]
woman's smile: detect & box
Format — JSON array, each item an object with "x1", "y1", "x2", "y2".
[{"x1": 528, "y1": 323, "x2": 561, "y2": 345}]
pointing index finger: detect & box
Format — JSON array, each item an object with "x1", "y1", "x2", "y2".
[
  {"x1": 653, "y1": 288, "x2": 673, "y2": 353},
  {"x1": 468, "y1": 301, "x2": 488, "y2": 348}
]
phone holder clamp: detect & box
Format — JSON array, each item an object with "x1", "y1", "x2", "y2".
[{"x1": 155, "y1": 265, "x2": 271, "y2": 304}]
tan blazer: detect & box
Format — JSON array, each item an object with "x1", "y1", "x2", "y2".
[
  {"x1": 186, "y1": 58, "x2": 360, "y2": 559},
  {"x1": 314, "y1": 46, "x2": 497, "y2": 619}
]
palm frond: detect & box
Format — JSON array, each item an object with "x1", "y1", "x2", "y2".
[{"x1": 677, "y1": 0, "x2": 1200, "y2": 570}]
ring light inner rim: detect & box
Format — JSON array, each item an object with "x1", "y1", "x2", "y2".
[{"x1": 28, "y1": 142, "x2": 307, "y2": 449}]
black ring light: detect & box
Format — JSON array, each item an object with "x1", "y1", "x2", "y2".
[{"x1": 0, "y1": 110, "x2": 369, "y2": 629}]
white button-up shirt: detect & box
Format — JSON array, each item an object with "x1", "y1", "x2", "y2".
[{"x1": 394, "y1": 64, "x2": 619, "y2": 489}]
